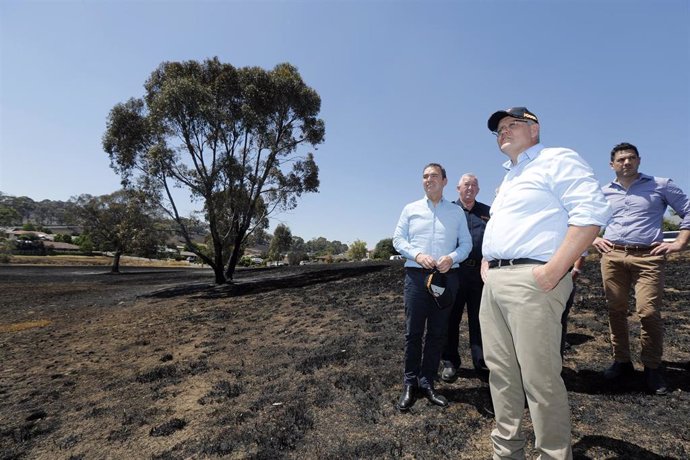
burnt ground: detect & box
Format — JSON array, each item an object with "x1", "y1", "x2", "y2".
[{"x1": 0, "y1": 254, "x2": 689, "y2": 460}]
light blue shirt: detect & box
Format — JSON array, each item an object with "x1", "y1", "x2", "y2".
[
  {"x1": 483, "y1": 144, "x2": 612, "y2": 261},
  {"x1": 602, "y1": 173, "x2": 690, "y2": 245},
  {"x1": 393, "y1": 196, "x2": 472, "y2": 268}
]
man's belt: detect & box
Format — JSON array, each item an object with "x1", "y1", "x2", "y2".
[
  {"x1": 488, "y1": 258, "x2": 546, "y2": 269},
  {"x1": 460, "y1": 259, "x2": 481, "y2": 267},
  {"x1": 611, "y1": 244, "x2": 654, "y2": 252}
]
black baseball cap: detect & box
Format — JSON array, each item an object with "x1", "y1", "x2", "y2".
[
  {"x1": 425, "y1": 269, "x2": 453, "y2": 309},
  {"x1": 487, "y1": 107, "x2": 539, "y2": 133}
]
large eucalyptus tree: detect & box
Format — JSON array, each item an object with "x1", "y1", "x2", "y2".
[{"x1": 103, "y1": 58, "x2": 325, "y2": 283}]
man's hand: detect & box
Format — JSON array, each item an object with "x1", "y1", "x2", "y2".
[
  {"x1": 650, "y1": 240, "x2": 683, "y2": 256},
  {"x1": 592, "y1": 236, "x2": 614, "y2": 254},
  {"x1": 532, "y1": 264, "x2": 564, "y2": 292},
  {"x1": 436, "y1": 255, "x2": 453, "y2": 273},
  {"x1": 480, "y1": 259, "x2": 489, "y2": 283},
  {"x1": 415, "y1": 253, "x2": 436, "y2": 270}
]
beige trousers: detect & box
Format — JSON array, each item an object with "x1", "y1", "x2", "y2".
[
  {"x1": 600, "y1": 249, "x2": 665, "y2": 368},
  {"x1": 479, "y1": 265, "x2": 573, "y2": 460}
]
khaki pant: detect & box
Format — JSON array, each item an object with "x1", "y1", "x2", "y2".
[
  {"x1": 600, "y1": 249, "x2": 665, "y2": 368},
  {"x1": 479, "y1": 265, "x2": 573, "y2": 460}
]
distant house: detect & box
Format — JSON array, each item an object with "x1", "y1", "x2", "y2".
[
  {"x1": 43, "y1": 241, "x2": 81, "y2": 252},
  {"x1": 6, "y1": 229, "x2": 51, "y2": 240},
  {"x1": 43, "y1": 225, "x2": 82, "y2": 236}
]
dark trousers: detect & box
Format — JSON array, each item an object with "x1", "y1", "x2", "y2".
[
  {"x1": 403, "y1": 268, "x2": 458, "y2": 388},
  {"x1": 560, "y1": 284, "x2": 576, "y2": 356},
  {"x1": 442, "y1": 266, "x2": 484, "y2": 368}
]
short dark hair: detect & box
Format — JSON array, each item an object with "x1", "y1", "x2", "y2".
[
  {"x1": 423, "y1": 163, "x2": 447, "y2": 179},
  {"x1": 611, "y1": 142, "x2": 639, "y2": 161}
]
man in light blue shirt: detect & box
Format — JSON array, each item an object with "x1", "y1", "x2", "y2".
[
  {"x1": 480, "y1": 107, "x2": 611, "y2": 460},
  {"x1": 593, "y1": 142, "x2": 690, "y2": 395},
  {"x1": 393, "y1": 163, "x2": 472, "y2": 411}
]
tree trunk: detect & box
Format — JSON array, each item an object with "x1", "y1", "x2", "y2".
[
  {"x1": 212, "y1": 247, "x2": 227, "y2": 284},
  {"x1": 224, "y1": 231, "x2": 246, "y2": 282},
  {"x1": 111, "y1": 251, "x2": 122, "y2": 273},
  {"x1": 212, "y1": 267, "x2": 226, "y2": 284},
  {"x1": 225, "y1": 248, "x2": 240, "y2": 282}
]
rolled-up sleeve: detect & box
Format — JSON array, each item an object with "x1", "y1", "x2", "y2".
[
  {"x1": 551, "y1": 149, "x2": 612, "y2": 227},
  {"x1": 665, "y1": 179, "x2": 690, "y2": 230}
]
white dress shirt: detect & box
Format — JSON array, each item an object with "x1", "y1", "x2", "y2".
[{"x1": 483, "y1": 143, "x2": 612, "y2": 261}]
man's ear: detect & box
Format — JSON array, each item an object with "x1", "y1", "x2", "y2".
[{"x1": 530, "y1": 123, "x2": 540, "y2": 141}]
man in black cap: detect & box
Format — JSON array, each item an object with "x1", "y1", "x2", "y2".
[
  {"x1": 392, "y1": 162, "x2": 472, "y2": 411},
  {"x1": 480, "y1": 107, "x2": 611, "y2": 459}
]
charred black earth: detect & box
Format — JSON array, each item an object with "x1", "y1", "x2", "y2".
[{"x1": 1, "y1": 255, "x2": 689, "y2": 459}]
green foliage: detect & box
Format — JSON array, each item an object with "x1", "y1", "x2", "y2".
[
  {"x1": 73, "y1": 234, "x2": 94, "y2": 253},
  {"x1": 246, "y1": 228, "x2": 271, "y2": 248},
  {"x1": 0, "y1": 193, "x2": 77, "y2": 226},
  {"x1": 372, "y1": 238, "x2": 396, "y2": 260},
  {"x1": 662, "y1": 219, "x2": 680, "y2": 231},
  {"x1": 268, "y1": 224, "x2": 292, "y2": 261},
  {"x1": 348, "y1": 239, "x2": 368, "y2": 260},
  {"x1": 72, "y1": 190, "x2": 168, "y2": 269},
  {"x1": 22, "y1": 223, "x2": 36, "y2": 231},
  {"x1": 291, "y1": 236, "x2": 305, "y2": 253},
  {"x1": 53, "y1": 233, "x2": 72, "y2": 243},
  {"x1": 303, "y1": 237, "x2": 347, "y2": 256},
  {"x1": 102, "y1": 58, "x2": 325, "y2": 284},
  {"x1": 0, "y1": 204, "x2": 21, "y2": 226}
]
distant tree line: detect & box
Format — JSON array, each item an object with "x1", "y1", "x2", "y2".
[
  {"x1": 0, "y1": 193, "x2": 76, "y2": 226},
  {"x1": 1, "y1": 192, "x2": 405, "y2": 271}
]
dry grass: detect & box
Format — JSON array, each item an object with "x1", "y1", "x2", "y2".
[
  {"x1": 0, "y1": 319, "x2": 51, "y2": 333},
  {"x1": 6, "y1": 254, "x2": 195, "y2": 268}
]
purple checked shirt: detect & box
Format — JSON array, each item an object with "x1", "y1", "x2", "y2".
[{"x1": 601, "y1": 173, "x2": 690, "y2": 245}]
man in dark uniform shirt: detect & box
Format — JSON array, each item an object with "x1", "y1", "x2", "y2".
[{"x1": 441, "y1": 173, "x2": 491, "y2": 381}]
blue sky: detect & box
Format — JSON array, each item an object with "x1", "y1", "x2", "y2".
[{"x1": 1, "y1": 0, "x2": 688, "y2": 249}]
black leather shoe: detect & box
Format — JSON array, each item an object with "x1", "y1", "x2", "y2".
[
  {"x1": 644, "y1": 367, "x2": 668, "y2": 395},
  {"x1": 423, "y1": 387, "x2": 448, "y2": 407},
  {"x1": 440, "y1": 362, "x2": 457, "y2": 382},
  {"x1": 603, "y1": 361, "x2": 635, "y2": 380},
  {"x1": 396, "y1": 384, "x2": 416, "y2": 411}
]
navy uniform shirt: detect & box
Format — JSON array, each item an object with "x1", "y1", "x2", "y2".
[{"x1": 455, "y1": 200, "x2": 490, "y2": 263}]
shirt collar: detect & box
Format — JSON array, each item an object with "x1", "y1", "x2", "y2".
[
  {"x1": 502, "y1": 143, "x2": 543, "y2": 171},
  {"x1": 608, "y1": 172, "x2": 652, "y2": 189},
  {"x1": 423, "y1": 195, "x2": 447, "y2": 206}
]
